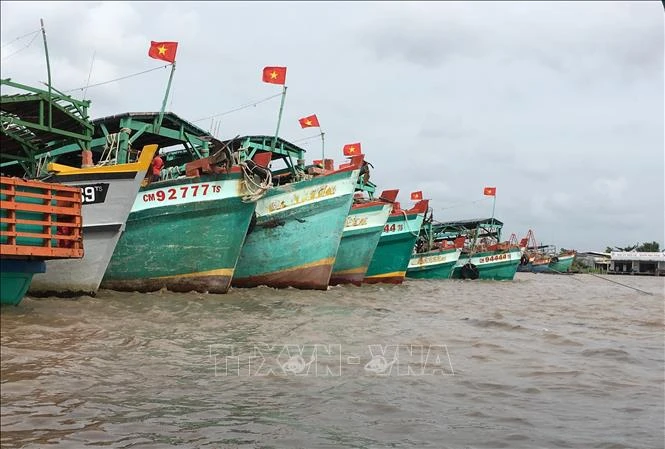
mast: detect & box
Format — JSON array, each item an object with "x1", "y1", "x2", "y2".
[
  {"x1": 155, "y1": 62, "x2": 176, "y2": 132},
  {"x1": 39, "y1": 19, "x2": 52, "y2": 129},
  {"x1": 270, "y1": 85, "x2": 287, "y2": 152}
]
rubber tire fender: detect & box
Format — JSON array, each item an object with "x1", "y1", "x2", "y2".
[{"x1": 460, "y1": 262, "x2": 479, "y2": 280}]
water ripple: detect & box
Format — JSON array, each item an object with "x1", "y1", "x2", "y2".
[{"x1": 1, "y1": 273, "x2": 663, "y2": 448}]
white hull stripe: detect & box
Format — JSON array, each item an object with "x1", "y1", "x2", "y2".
[
  {"x1": 256, "y1": 173, "x2": 357, "y2": 217},
  {"x1": 131, "y1": 179, "x2": 243, "y2": 213},
  {"x1": 344, "y1": 204, "x2": 392, "y2": 232}
]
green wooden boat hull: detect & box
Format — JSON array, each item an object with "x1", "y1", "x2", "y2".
[
  {"x1": 102, "y1": 173, "x2": 254, "y2": 294},
  {"x1": 232, "y1": 169, "x2": 358, "y2": 290},
  {"x1": 364, "y1": 210, "x2": 426, "y2": 284},
  {"x1": 1, "y1": 260, "x2": 45, "y2": 306},
  {"x1": 452, "y1": 248, "x2": 522, "y2": 280},
  {"x1": 406, "y1": 248, "x2": 461, "y2": 279},
  {"x1": 330, "y1": 203, "x2": 392, "y2": 286},
  {"x1": 548, "y1": 254, "x2": 575, "y2": 273}
]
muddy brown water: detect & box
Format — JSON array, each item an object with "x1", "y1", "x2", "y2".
[{"x1": 1, "y1": 273, "x2": 663, "y2": 448}]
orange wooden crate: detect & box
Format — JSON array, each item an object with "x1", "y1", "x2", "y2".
[{"x1": 0, "y1": 176, "x2": 84, "y2": 259}]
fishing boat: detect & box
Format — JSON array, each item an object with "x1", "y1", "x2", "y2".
[
  {"x1": 0, "y1": 177, "x2": 83, "y2": 305},
  {"x1": 431, "y1": 218, "x2": 521, "y2": 281},
  {"x1": 517, "y1": 229, "x2": 577, "y2": 274},
  {"x1": 364, "y1": 196, "x2": 430, "y2": 284},
  {"x1": 330, "y1": 193, "x2": 393, "y2": 286},
  {"x1": 406, "y1": 210, "x2": 463, "y2": 279},
  {"x1": 1, "y1": 79, "x2": 157, "y2": 296},
  {"x1": 231, "y1": 136, "x2": 360, "y2": 290},
  {"x1": 328, "y1": 154, "x2": 393, "y2": 286},
  {"x1": 516, "y1": 229, "x2": 552, "y2": 273},
  {"x1": 548, "y1": 250, "x2": 576, "y2": 273},
  {"x1": 97, "y1": 113, "x2": 263, "y2": 294}
]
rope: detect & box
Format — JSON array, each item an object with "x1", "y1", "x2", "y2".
[
  {"x1": 400, "y1": 210, "x2": 420, "y2": 237},
  {"x1": 292, "y1": 134, "x2": 322, "y2": 144},
  {"x1": 63, "y1": 65, "x2": 170, "y2": 93},
  {"x1": 97, "y1": 133, "x2": 118, "y2": 166},
  {"x1": 583, "y1": 273, "x2": 654, "y2": 295},
  {"x1": 191, "y1": 93, "x2": 283, "y2": 123},
  {"x1": 438, "y1": 197, "x2": 492, "y2": 212},
  {"x1": 35, "y1": 152, "x2": 51, "y2": 176},
  {"x1": 240, "y1": 161, "x2": 272, "y2": 203},
  {"x1": 162, "y1": 165, "x2": 182, "y2": 181},
  {"x1": 1, "y1": 30, "x2": 39, "y2": 61},
  {"x1": 1, "y1": 28, "x2": 40, "y2": 49}
]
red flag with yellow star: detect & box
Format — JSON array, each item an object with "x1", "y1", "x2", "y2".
[
  {"x1": 299, "y1": 114, "x2": 320, "y2": 128},
  {"x1": 148, "y1": 41, "x2": 178, "y2": 63},
  {"x1": 483, "y1": 186, "x2": 496, "y2": 196},
  {"x1": 410, "y1": 191, "x2": 423, "y2": 201},
  {"x1": 262, "y1": 66, "x2": 287, "y2": 85},
  {"x1": 342, "y1": 143, "x2": 362, "y2": 156}
]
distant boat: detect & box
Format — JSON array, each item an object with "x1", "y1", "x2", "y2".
[
  {"x1": 406, "y1": 210, "x2": 463, "y2": 279},
  {"x1": 430, "y1": 218, "x2": 521, "y2": 281},
  {"x1": 516, "y1": 229, "x2": 562, "y2": 274},
  {"x1": 406, "y1": 246, "x2": 462, "y2": 279},
  {"x1": 548, "y1": 251, "x2": 576, "y2": 273}
]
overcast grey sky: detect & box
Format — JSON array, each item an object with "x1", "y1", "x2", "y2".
[{"x1": 1, "y1": 1, "x2": 663, "y2": 251}]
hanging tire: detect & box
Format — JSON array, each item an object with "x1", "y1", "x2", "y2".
[
  {"x1": 520, "y1": 254, "x2": 529, "y2": 266},
  {"x1": 460, "y1": 263, "x2": 479, "y2": 280},
  {"x1": 550, "y1": 256, "x2": 559, "y2": 263}
]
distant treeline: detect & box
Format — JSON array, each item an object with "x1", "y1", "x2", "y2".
[{"x1": 605, "y1": 241, "x2": 661, "y2": 253}]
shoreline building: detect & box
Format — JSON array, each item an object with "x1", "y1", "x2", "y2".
[
  {"x1": 576, "y1": 251, "x2": 611, "y2": 272},
  {"x1": 608, "y1": 251, "x2": 665, "y2": 276}
]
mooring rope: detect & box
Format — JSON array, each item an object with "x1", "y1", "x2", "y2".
[
  {"x1": 240, "y1": 162, "x2": 272, "y2": 203},
  {"x1": 583, "y1": 272, "x2": 654, "y2": 296}
]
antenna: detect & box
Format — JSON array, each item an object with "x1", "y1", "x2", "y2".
[{"x1": 83, "y1": 50, "x2": 96, "y2": 101}]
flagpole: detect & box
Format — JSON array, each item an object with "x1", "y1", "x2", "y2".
[
  {"x1": 491, "y1": 194, "x2": 497, "y2": 240},
  {"x1": 271, "y1": 85, "x2": 287, "y2": 152},
  {"x1": 156, "y1": 62, "x2": 176, "y2": 132},
  {"x1": 320, "y1": 130, "x2": 325, "y2": 165}
]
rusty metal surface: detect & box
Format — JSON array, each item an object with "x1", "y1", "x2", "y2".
[
  {"x1": 329, "y1": 273, "x2": 365, "y2": 287},
  {"x1": 100, "y1": 276, "x2": 233, "y2": 295},
  {"x1": 231, "y1": 263, "x2": 334, "y2": 291},
  {"x1": 363, "y1": 275, "x2": 405, "y2": 285}
]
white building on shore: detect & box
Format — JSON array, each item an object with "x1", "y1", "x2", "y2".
[{"x1": 609, "y1": 251, "x2": 665, "y2": 276}]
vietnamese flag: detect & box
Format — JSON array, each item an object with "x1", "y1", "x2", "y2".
[
  {"x1": 148, "y1": 41, "x2": 178, "y2": 63},
  {"x1": 483, "y1": 186, "x2": 496, "y2": 196},
  {"x1": 342, "y1": 142, "x2": 362, "y2": 156},
  {"x1": 299, "y1": 114, "x2": 320, "y2": 128},
  {"x1": 411, "y1": 191, "x2": 423, "y2": 201},
  {"x1": 262, "y1": 66, "x2": 287, "y2": 85}
]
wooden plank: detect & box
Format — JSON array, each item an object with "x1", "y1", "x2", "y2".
[
  {"x1": 0, "y1": 202, "x2": 81, "y2": 215},
  {"x1": 1, "y1": 176, "x2": 83, "y2": 259},
  {"x1": 1, "y1": 245, "x2": 84, "y2": 258},
  {"x1": 0, "y1": 187, "x2": 81, "y2": 202}
]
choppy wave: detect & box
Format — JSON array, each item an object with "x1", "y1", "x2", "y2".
[{"x1": 1, "y1": 273, "x2": 664, "y2": 448}]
